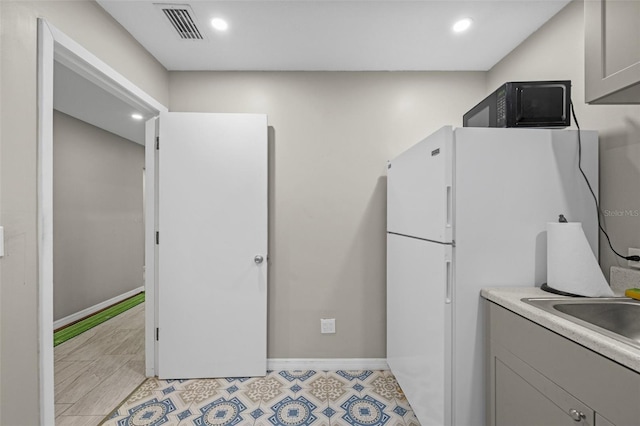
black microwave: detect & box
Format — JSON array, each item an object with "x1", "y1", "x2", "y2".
[{"x1": 463, "y1": 81, "x2": 571, "y2": 128}]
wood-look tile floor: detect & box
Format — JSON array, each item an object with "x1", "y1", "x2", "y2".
[{"x1": 55, "y1": 303, "x2": 146, "y2": 426}]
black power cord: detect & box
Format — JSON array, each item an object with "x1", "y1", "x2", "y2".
[{"x1": 570, "y1": 100, "x2": 640, "y2": 263}]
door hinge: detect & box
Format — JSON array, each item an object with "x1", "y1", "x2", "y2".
[
  {"x1": 156, "y1": 327, "x2": 159, "y2": 341},
  {"x1": 155, "y1": 136, "x2": 159, "y2": 150},
  {"x1": 155, "y1": 231, "x2": 159, "y2": 245}
]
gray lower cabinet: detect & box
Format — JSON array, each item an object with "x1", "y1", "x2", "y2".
[
  {"x1": 585, "y1": 0, "x2": 640, "y2": 103},
  {"x1": 485, "y1": 301, "x2": 640, "y2": 426}
]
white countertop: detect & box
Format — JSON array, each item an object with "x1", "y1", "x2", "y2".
[{"x1": 481, "y1": 287, "x2": 640, "y2": 373}]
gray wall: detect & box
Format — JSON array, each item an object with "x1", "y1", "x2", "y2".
[
  {"x1": 53, "y1": 111, "x2": 144, "y2": 321},
  {"x1": 0, "y1": 1, "x2": 168, "y2": 423},
  {"x1": 169, "y1": 71, "x2": 487, "y2": 358},
  {"x1": 486, "y1": 0, "x2": 640, "y2": 279}
]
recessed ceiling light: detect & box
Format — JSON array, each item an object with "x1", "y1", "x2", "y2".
[
  {"x1": 211, "y1": 18, "x2": 229, "y2": 32},
  {"x1": 131, "y1": 113, "x2": 144, "y2": 120},
  {"x1": 452, "y1": 18, "x2": 473, "y2": 33}
]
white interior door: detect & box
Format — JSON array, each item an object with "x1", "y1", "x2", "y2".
[{"x1": 157, "y1": 112, "x2": 268, "y2": 379}]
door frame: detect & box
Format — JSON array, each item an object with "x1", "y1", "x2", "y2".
[{"x1": 37, "y1": 19, "x2": 166, "y2": 425}]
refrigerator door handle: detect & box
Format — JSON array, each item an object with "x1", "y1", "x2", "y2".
[
  {"x1": 445, "y1": 260, "x2": 452, "y2": 304},
  {"x1": 446, "y1": 185, "x2": 452, "y2": 227}
]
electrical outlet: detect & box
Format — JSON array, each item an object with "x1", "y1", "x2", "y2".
[
  {"x1": 629, "y1": 248, "x2": 640, "y2": 269},
  {"x1": 320, "y1": 318, "x2": 336, "y2": 334}
]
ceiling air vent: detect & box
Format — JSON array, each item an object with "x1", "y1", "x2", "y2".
[{"x1": 157, "y1": 4, "x2": 204, "y2": 40}]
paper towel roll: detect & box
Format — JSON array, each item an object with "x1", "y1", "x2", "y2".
[{"x1": 547, "y1": 222, "x2": 614, "y2": 297}]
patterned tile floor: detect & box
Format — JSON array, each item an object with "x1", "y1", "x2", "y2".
[{"x1": 101, "y1": 369, "x2": 420, "y2": 426}]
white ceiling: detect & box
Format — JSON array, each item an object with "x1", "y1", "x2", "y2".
[
  {"x1": 56, "y1": 0, "x2": 571, "y2": 146},
  {"x1": 96, "y1": 0, "x2": 571, "y2": 72}
]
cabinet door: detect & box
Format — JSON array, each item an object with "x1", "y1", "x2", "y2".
[
  {"x1": 595, "y1": 414, "x2": 616, "y2": 426},
  {"x1": 585, "y1": 0, "x2": 640, "y2": 103},
  {"x1": 493, "y1": 346, "x2": 594, "y2": 426}
]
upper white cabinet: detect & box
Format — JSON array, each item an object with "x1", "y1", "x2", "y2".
[{"x1": 585, "y1": 0, "x2": 640, "y2": 104}]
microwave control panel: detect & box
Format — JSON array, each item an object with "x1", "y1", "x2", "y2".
[{"x1": 496, "y1": 88, "x2": 507, "y2": 127}]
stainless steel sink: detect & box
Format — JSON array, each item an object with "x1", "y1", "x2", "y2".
[{"x1": 521, "y1": 297, "x2": 640, "y2": 350}]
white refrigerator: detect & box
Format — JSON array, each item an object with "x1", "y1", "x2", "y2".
[{"x1": 386, "y1": 126, "x2": 599, "y2": 426}]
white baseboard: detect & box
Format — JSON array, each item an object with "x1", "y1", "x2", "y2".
[
  {"x1": 267, "y1": 358, "x2": 389, "y2": 371},
  {"x1": 53, "y1": 286, "x2": 144, "y2": 330}
]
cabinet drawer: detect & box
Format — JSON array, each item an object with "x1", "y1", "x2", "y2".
[{"x1": 494, "y1": 345, "x2": 593, "y2": 426}]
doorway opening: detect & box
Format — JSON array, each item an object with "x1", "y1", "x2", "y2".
[{"x1": 38, "y1": 18, "x2": 166, "y2": 425}]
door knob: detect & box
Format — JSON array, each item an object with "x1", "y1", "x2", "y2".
[{"x1": 254, "y1": 255, "x2": 264, "y2": 264}]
